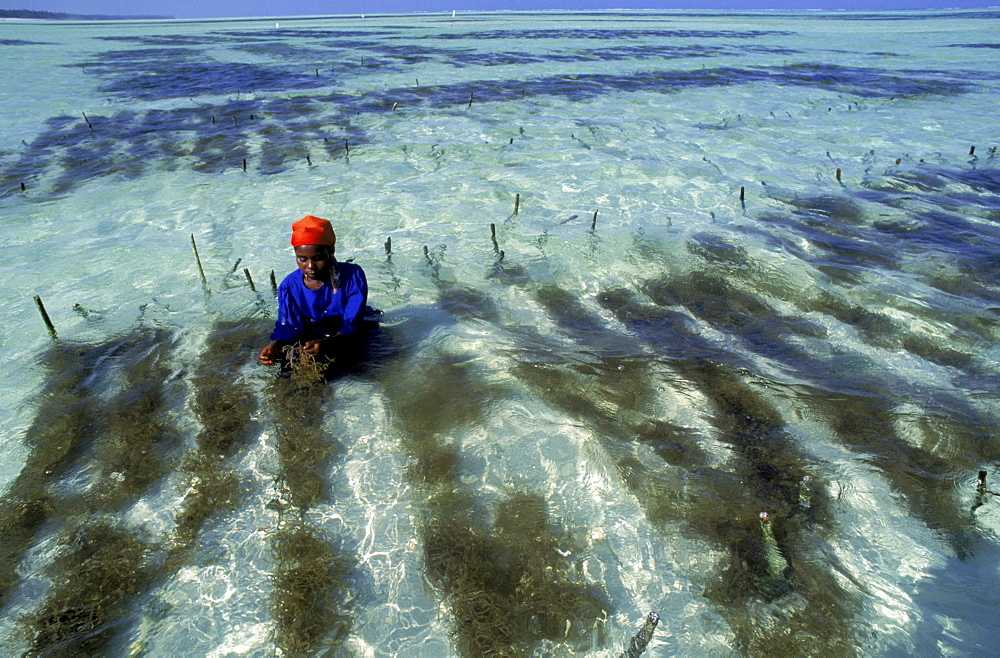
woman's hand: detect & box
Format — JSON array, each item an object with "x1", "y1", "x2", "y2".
[
  {"x1": 301, "y1": 339, "x2": 323, "y2": 356},
  {"x1": 302, "y1": 333, "x2": 342, "y2": 356},
  {"x1": 259, "y1": 340, "x2": 280, "y2": 365}
]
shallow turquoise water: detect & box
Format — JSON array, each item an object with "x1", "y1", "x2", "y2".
[{"x1": 0, "y1": 10, "x2": 998, "y2": 656}]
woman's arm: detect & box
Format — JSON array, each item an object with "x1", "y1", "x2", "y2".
[
  {"x1": 337, "y1": 264, "x2": 368, "y2": 336},
  {"x1": 270, "y1": 277, "x2": 305, "y2": 342},
  {"x1": 261, "y1": 275, "x2": 300, "y2": 365}
]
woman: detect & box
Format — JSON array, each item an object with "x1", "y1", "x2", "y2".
[{"x1": 259, "y1": 215, "x2": 368, "y2": 366}]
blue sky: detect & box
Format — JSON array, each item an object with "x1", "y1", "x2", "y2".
[{"x1": 2, "y1": 0, "x2": 996, "y2": 19}]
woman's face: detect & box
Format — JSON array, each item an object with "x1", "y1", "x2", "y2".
[{"x1": 294, "y1": 244, "x2": 332, "y2": 283}]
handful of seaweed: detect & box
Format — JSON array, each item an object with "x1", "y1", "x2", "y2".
[{"x1": 281, "y1": 344, "x2": 334, "y2": 387}]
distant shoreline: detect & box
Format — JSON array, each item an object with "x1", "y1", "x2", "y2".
[{"x1": 0, "y1": 9, "x2": 173, "y2": 21}]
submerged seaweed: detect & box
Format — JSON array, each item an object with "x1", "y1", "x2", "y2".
[
  {"x1": 0, "y1": 345, "x2": 95, "y2": 607},
  {"x1": 25, "y1": 523, "x2": 153, "y2": 654},
  {"x1": 170, "y1": 320, "x2": 261, "y2": 556},
  {"x1": 90, "y1": 330, "x2": 181, "y2": 509},
  {"x1": 502, "y1": 276, "x2": 858, "y2": 653},
  {"x1": 423, "y1": 493, "x2": 608, "y2": 656},
  {"x1": 270, "y1": 522, "x2": 354, "y2": 655},
  {"x1": 268, "y1": 368, "x2": 337, "y2": 511},
  {"x1": 0, "y1": 330, "x2": 179, "y2": 606},
  {"x1": 377, "y1": 273, "x2": 610, "y2": 654}
]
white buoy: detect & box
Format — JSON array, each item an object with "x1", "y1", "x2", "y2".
[
  {"x1": 275, "y1": 22, "x2": 279, "y2": 28},
  {"x1": 452, "y1": 10, "x2": 456, "y2": 17}
]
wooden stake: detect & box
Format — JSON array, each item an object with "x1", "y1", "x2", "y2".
[
  {"x1": 270, "y1": 269, "x2": 277, "y2": 295},
  {"x1": 969, "y1": 145, "x2": 975, "y2": 156},
  {"x1": 514, "y1": 193, "x2": 520, "y2": 214},
  {"x1": 740, "y1": 186, "x2": 745, "y2": 202},
  {"x1": 384, "y1": 236, "x2": 392, "y2": 255},
  {"x1": 490, "y1": 223, "x2": 498, "y2": 252},
  {"x1": 468, "y1": 92, "x2": 474, "y2": 109},
  {"x1": 33, "y1": 295, "x2": 57, "y2": 338},
  {"x1": 242, "y1": 158, "x2": 247, "y2": 172},
  {"x1": 836, "y1": 168, "x2": 842, "y2": 182},
  {"x1": 306, "y1": 154, "x2": 312, "y2": 166},
  {"x1": 244, "y1": 268, "x2": 256, "y2": 292},
  {"x1": 190, "y1": 234, "x2": 208, "y2": 286},
  {"x1": 21, "y1": 182, "x2": 26, "y2": 192},
  {"x1": 82, "y1": 112, "x2": 94, "y2": 132},
  {"x1": 591, "y1": 210, "x2": 598, "y2": 231}
]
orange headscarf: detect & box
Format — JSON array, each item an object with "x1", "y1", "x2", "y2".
[{"x1": 290, "y1": 215, "x2": 336, "y2": 247}]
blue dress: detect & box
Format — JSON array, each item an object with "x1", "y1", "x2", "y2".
[{"x1": 270, "y1": 261, "x2": 368, "y2": 342}]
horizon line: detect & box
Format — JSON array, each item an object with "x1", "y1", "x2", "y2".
[{"x1": 4, "y1": 6, "x2": 1000, "y2": 22}]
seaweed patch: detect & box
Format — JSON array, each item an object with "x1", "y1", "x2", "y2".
[
  {"x1": 424, "y1": 493, "x2": 608, "y2": 656},
  {"x1": 170, "y1": 320, "x2": 260, "y2": 556},
  {"x1": 270, "y1": 522, "x2": 354, "y2": 654},
  {"x1": 90, "y1": 330, "x2": 181, "y2": 509},
  {"x1": 24, "y1": 523, "x2": 153, "y2": 654},
  {"x1": 268, "y1": 348, "x2": 338, "y2": 509},
  {"x1": 0, "y1": 342, "x2": 105, "y2": 607}
]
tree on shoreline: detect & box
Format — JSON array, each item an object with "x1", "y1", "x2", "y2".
[{"x1": 1, "y1": 9, "x2": 172, "y2": 20}]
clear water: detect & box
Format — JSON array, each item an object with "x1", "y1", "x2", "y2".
[{"x1": 1, "y1": 9, "x2": 998, "y2": 656}]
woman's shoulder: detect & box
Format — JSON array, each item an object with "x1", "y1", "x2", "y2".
[
  {"x1": 278, "y1": 269, "x2": 304, "y2": 292},
  {"x1": 338, "y1": 261, "x2": 366, "y2": 279},
  {"x1": 339, "y1": 260, "x2": 364, "y2": 273}
]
